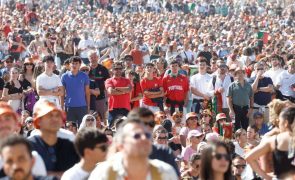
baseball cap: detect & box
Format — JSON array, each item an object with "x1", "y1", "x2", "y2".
[
  {"x1": 205, "y1": 132, "x2": 219, "y2": 142},
  {"x1": 186, "y1": 112, "x2": 198, "y2": 120},
  {"x1": 33, "y1": 100, "x2": 65, "y2": 129},
  {"x1": 216, "y1": 113, "x2": 227, "y2": 121},
  {"x1": 253, "y1": 111, "x2": 263, "y2": 119},
  {"x1": 188, "y1": 130, "x2": 203, "y2": 139}
]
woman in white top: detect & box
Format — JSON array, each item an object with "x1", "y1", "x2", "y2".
[{"x1": 78, "y1": 114, "x2": 97, "y2": 131}]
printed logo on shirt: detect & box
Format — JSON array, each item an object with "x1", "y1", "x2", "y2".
[{"x1": 168, "y1": 85, "x2": 183, "y2": 91}]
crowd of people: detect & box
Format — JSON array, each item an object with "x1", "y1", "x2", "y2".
[{"x1": 0, "y1": 0, "x2": 295, "y2": 179}]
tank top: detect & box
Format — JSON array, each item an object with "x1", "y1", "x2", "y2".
[{"x1": 272, "y1": 136, "x2": 295, "y2": 178}]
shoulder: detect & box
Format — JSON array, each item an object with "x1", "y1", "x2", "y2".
[
  {"x1": 149, "y1": 159, "x2": 178, "y2": 179},
  {"x1": 88, "y1": 161, "x2": 112, "y2": 180}
]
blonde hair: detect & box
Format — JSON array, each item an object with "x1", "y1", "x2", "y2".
[{"x1": 268, "y1": 99, "x2": 292, "y2": 127}]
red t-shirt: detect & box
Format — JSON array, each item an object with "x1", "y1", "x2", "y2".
[
  {"x1": 130, "y1": 49, "x2": 143, "y2": 65},
  {"x1": 105, "y1": 77, "x2": 131, "y2": 111},
  {"x1": 131, "y1": 82, "x2": 142, "y2": 108},
  {"x1": 140, "y1": 77, "x2": 163, "y2": 106},
  {"x1": 3, "y1": 25, "x2": 11, "y2": 37},
  {"x1": 163, "y1": 74, "x2": 189, "y2": 103}
]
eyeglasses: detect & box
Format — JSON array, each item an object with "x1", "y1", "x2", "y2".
[
  {"x1": 144, "y1": 121, "x2": 156, "y2": 128},
  {"x1": 214, "y1": 153, "x2": 230, "y2": 161},
  {"x1": 174, "y1": 115, "x2": 182, "y2": 118},
  {"x1": 94, "y1": 144, "x2": 108, "y2": 152},
  {"x1": 234, "y1": 164, "x2": 246, "y2": 169},
  {"x1": 86, "y1": 118, "x2": 95, "y2": 122},
  {"x1": 132, "y1": 132, "x2": 151, "y2": 140}
]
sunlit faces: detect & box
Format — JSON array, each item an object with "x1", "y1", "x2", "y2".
[
  {"x1": 0, "y1": 114, "x2": 17, "y2": 138},
  {"x1": 38, "y1": 110, "x2": 63, "y2": 132},
  {"x1": 211, "y1": 146, "x2": 230, "y2": 174}
]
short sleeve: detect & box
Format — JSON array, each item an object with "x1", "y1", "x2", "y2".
[
  {"x1": 267, "y1": 77, "x2": 273, "y2": 85},
  {"x1": 56, "y1": 75, "x2": 63, "y2": 87},
  {"x1": 226, "y1": 83, "x2": 233, "y2": 97},
  {"x1": 61, "y1": 74, "x2": 66, "y2": 87},
  {"x1": 84, "y1": 74, "x2": 90, "y2": 86},
  {"x1": 4, "y1": 82, "x2": 11, "y2": 89},
  {"x1": 105, "y1": 78, "x2": 113, "y2": 89}
]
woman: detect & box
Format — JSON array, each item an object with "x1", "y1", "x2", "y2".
[
  {"x1": 54, "y1": 37, "x2": 65, "y2": 69},
  {"x1": 180, "y1": 112, "x2": 202, "y2": 147},
  {"x1": 126, "y1": 70, "x2": 142, "y2": 109},
  {"x1": 212, "y1": 113, "x2": 233, "y2": 139},
  {"x1": 200, "y1": 109, "x2": 213, "y2": 126},
  {"x1": 181, "y1": 153, "x2": 201, "y2": 180},
  {"x1": 200, "y1": 141, "x2": 233, "y2": 180},
  {"x1": 20, "y1": 58, "x2": 36, "y2": 114},
  {"x1": 78, "y1": 114, "x2": 97, "y2": 131},
  {"x1": 2, "y1": 67, "x2": 24, "y2": 112},
  {"x1": 63, "y1": 37, "x2": 74, "y2": 60},
  {"x1": 246, "y1": 106, "x2": 295, "y2": 179},
  {"x1": 155, "y1": 58, "x2": 167, "y2": 80},
  {"x1": 234, "y1": 128, "x2": 247, "y2": 157},
  {"x1": 246, "y1": 125, "x2": 260, "y2": 148},
  {"x1": 181, "y1": 130, "x2": 203, "y2": 169}
]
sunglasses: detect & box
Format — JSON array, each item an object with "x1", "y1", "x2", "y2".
[
  {"x1": 114, "y1": 67, "x2": 123, "y2": 70},
  {"x1": 157, "y1": 136, "x2": 168, "y2": 140},
  {"x1": 144, "y1": 121, "x2": 156, "y2": 128},
  {"x1": 214, "y1": 153, "x2": 230, "y2": 161},
  {"x1": 257, "y1": 68, "x2": 264, "y2": 71},
  {"x1": 26, "y1": 121, "x2": 33, "y2": 124},
  {"x1": 189, "y1": 117, "x2": 198, "y2": 121},
  {"x1": 25, "y1": 63, "x2": 34, "y2": 66},
  {"x1": 234, "y1": 164, "x2": 246, "y2": 169},
  {"x1": 86, "y1": 118, "x2": 95, "y2": 122},
  {"x1": 95, "y1": 144, "x2": 108, "y2": 152},
  {"x1": 6, "y1": 61, "x2": 13, "y2": 64},
  {"x1": 159, "y1": 115, "x2": 167, "y2": 119},
  {"x1": 132, "y1": 132, "x2": 151, "y2": 140},
  {"x1": 81, "y1": 69, "x2": 89, "y2": 72}
]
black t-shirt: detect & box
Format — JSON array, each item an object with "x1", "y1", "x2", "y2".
[
  {"x1": 28, "y1": 136, "x2": 79, "y2": 172},
  {"x1": 89, "y1": 64, "x2": 110, "y2": 100},
  {"x1": 4, "y1": 81, "x2": 23, "y2": 94},
  {"x1": 0, "y1": 78, "x2": 4, "y2": 90},
  {"x1": 22, "y1": 78, "x2": 32, "y2": 90}
]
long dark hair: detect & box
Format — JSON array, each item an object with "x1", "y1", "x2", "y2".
[{"x1": 200, "y1": 141, "x2": 233, "y2": 180}]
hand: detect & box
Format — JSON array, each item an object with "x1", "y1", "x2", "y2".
[
  {"x1": 247, "y1": 108, "x2": 253, "y2": 118},
  {"x1": 218, "y1": 87, "x2": 224, "y2": 93},
  {"x1": 256, "y1": 70, "x2": 263, "y2": 78},
  {"x1": 229, "y1": 110, "x2": 235, "y2": 118}
]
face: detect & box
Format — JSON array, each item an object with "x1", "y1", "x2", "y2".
[
  {"x1": 113, "y1": 66, "x2": 123, "y2": 77},
  {"x1": 187, "y1": 117, "x2": 198, "y2": 128},
  {"x1": 271, "y1": 58, "x2": 280, "y2": 67},
  {"x1": 235, "y1": 70, "x2": 245, "y2": 80},
  {"x1": 0, "y1": 114, "x2": 17, "y2": 138},
  {"x1": 218, "y1": 64, "x2": 227, "y2": 74},
  {"x1": 5, "y1": 60, "x2": 13, "y2": 68},
  {"x1": 70, "y1": 61, "x2": 81, "y2": 71},
  {"x1": 237, "y1": 130, "x2": 247, "y2": 143},
  {"x1": 155, "y1": 133, "x2": 168, "y2": 146},
  {"x1": 125, "y1": 59, "x2": 133, "y2": 67},
  {"x1": 88, "y1": 143, "x2": 108, "y2": 163},
  {"x1": 2, "y1": 144, "x2": 34, "y2": 180},
  {"x1": 278, "y1": 115, "x2": 289, "y2": 132},
  {"x1": 141, "y1": 116, "x2": 155, "y2": 133},
  {"x1": 45, "y1": 60, "x2": 55, "y2": 70},
  {"x1": 173, "y1": 113, "x2": 183, "y2": 124},
  {"x1": 25, "y1": 63, "x2": 34, "y2": 70},
  {"x1": 10, "y1": 69, "x2": 19, "y2": 80},
  {"x1": 170, "y1": 63, "x2": 179, "y2": 74},
  {"x1": 255, "y1": 65, "x2": 265, "y2": 74},
  {"x1": 190, "y1": 135, "x2": 203, "y2": 145},
  {"x1": 89, "y1": 53, "x2": 98, "y2": 64},
  {"x1": 122, "y1": 123, "x2": 152, "y2": 158},
  {"x1": 246, "y1": 127, "x2": 256, "y2": 140},
  {"x1": 288, "y1": 61, "x2": 295, "y2": 74},
  {"x1": 191, "y1": 159, "x2": 201, "y2": 174},
  {"x1": 39, "y1": 110, "x2": 63, "y2": 133},
  {"x1": 202, "y1": 114, "x2": 211, "y2": 124},
  {"x1": 199, "y1": 62, "x2": 207, "y2": 72},
  {"x1": 211, "y1": 146, "x2": 230, "y2": 174},
  {"x1": 145, "y1": 65, "x2": 154, "y2": 74},
  {"x1": 26, "y1": 120, "x2": 34, "y2": 130},
  {"x1": 254, "y1": 116, "x2": 263, "y2": 126},
  {"x1": 85, "y1": 117, "x2": 95, "y2": 127},
  {"x1": 232, "y1": 158, "x2": 246, "y2": 177}
]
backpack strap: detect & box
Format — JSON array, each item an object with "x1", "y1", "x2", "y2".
[
  {"x1": 212, "y1": 75, "x2": 217, "y2": 89},
  {"x1": 230, "y1": 76, "x2": 234, "y2": 82}
]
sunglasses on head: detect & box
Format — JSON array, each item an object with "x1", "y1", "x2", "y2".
[
  {"x1": 144, "y1": 121, "x2": 155, "y2": 128},
  {"x1": 95, "y1": 144, "x2": 108, "y2": 152},
  {"x1": 132, "y1": 132, "x2": 151, "y2": 140},
  {"x1": 214, "y1": 153, "x2": 230, "y2": 161}
]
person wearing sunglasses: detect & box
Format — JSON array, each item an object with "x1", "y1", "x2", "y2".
[
  {"x1": 62, "y1": 128, "x2": 108, "y2": 180},
  {"x1": 181, "y1": 130, "x2": 203, "y2": 170},
  {"x1": 200, "y1": 141, "x2": 233, "y2": 180},
  {"x1": 89, "y1": 118, "x2": 177, "y2": 180},
  {"x1": 171, "y1": 111, "x2": 184, "y2": 136},
  {"x1": 78, "y1": 114, "x2": 97, "y2": 132},
  {"x1": 232, "y1": 156, "x2": 246, "y2": 180},
  {"x1": 181, "y1": 153, "x2": 201, "y2": 180}
]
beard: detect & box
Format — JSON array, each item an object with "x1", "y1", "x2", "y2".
[{"x1": 11, "y1": 168, "x2": 31, "y2": 180}]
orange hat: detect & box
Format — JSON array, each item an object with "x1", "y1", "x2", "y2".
[
  {"x1": 33, "y1": 100, "x2": 65, "y2": 129},
  {"x1": 0, "y1": 102, "x2": 18, "y2": 121}
]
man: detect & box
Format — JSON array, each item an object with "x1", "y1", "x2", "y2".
[
  {"x1": 128, "y1": 107, "x2": 180, "y2": 177},
  {"x1": 248, "y1": 62, "x2": 273, "y2": 122},
  {"x1": 263, "y1": 54, "x2": 284, "y2": 85},
  {"x1": 122, "y1": 55, "x2": 135, "y2": 76},
  {"x1": 137, "y1": 37, "x2": 150, "y2": 64},
  {"x1": 163, "y1": 60, "x2": 189, "y2": 115},
  {"x1": 232, "y1": 156, "x2": 246, "y2": 180},
  {"x1": 28, "y1": 100, "x2": 79, "y2": 176},
  {"x1": 141, "y1": 63, "x2": 165, "y2": 112},
  {"x1": 88, "y1": 119, "x2": 177, "y2": 179},
  {"x1": 77, "y1": 32, "x2": 95, "y2": 64},
  {"x1": 227, "y1": 67, "x2": 254, "y2": 130},
  {"x1": 190, "y1": 58, "x2": 212, "y2": 113},
  {"x1": 0, "y1": 55, "x2": 14, "y2": 77},
  {"x1": 36, "y1": 55, "x2": 64, "y2": 109},
  {"x1": 61, "y1": 128, "x2": 108, "y2": 180},
  {"x1": 0, "y1": 102, "x2": 46, "y2": 178},
  {"x1": 0, "y1": 135, "x2": 57, "y2": 180},
  {"x1": 197, "y1": 44, "x2": 212, "y2": 65},
  {"x1": 88, "y1": 51, "x2": 110, "y2": 122},
  {"x1": 276, "y1": 59, "x2": 295, "y2": 103},
  {"x1": 105, "y1": 62, "x2": 132, "y2": 127},
  {"x1": 209, "y1": 60, "x2": 234, "y2": 118},
  {"x1": 180, "y1": 39, "x2": 194, "y2": 64},
  {"x1": 61, "y1": 56, "x2": 90, "y2": 125}
]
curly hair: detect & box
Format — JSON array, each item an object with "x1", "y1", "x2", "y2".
[{"x1": 268, "y1": 99, "x2": 292, "y2": 127}]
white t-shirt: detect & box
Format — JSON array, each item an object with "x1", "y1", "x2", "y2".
[
  {"x1": 36, "y1": 72, "x2": 63, "y2": 108},
  {"x1": 139, "y1": 44, "x2": 150, "y2": 64},
  {"x1": 264, "y1": 68, "x2": 284, "y2": 85},
  {"x1": 190, "y1": 73, "x2": 212, "y2": 100},
  {"x1": 78, "y1": 39, "x2": 95, "y2": 58},
  {"x1": 61, "y1": 163, "x2": 90, "y2": 180},
  {"x1": 277, "y1": 70, "x2": 295, "y2": 97},
  {"x1": 234, "y1": 142, "x2": 245, "y2": 157},
  {"x1": 0, "y1": 151, "x2": 47, "y2": 176}
]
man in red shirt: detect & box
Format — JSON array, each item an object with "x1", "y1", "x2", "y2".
[
  {"x1": 130, "y1": 44, "x2": 143, "y2": 65},
  {"x1": 140, "y1": 63, "x2": 164, "y2": 113},
  {"x1": 105, "y1": 62, "x2": 132, "y2": 127},
  {"x1": 2, "y1": 20, "x2": 11, "y2": 38},
  {"x1": 163, "y1": 60, "x2": 189, "y2": 115}
]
